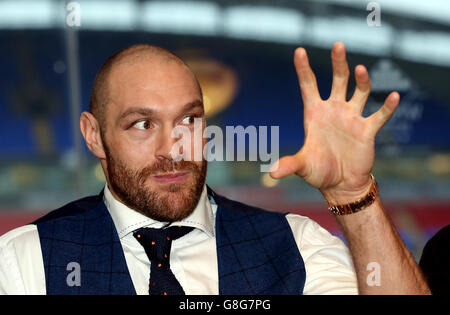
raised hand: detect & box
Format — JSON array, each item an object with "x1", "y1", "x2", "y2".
[{"x1": 270, "y1": 42, "x2": 400, "y2": 204}]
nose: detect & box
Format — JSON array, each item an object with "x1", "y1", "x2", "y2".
[{"x1": 154, "y1": 124, "x2": 180, "y2": 162}]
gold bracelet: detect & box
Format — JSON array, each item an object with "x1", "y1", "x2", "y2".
[{"x1": 327, "y1": 174, "x2": 379, "y2": 216}]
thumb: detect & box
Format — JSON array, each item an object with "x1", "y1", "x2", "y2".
[{"x1": 269, "y1": 152, "x2": 309, "y2": 179}]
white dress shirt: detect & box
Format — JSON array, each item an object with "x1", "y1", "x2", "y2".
[{"x1": 0, "y1": 184, "x2": 358, "y2": 295}]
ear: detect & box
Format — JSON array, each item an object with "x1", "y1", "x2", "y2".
[{"x1": 80, "y1": 111, "x2": 106, "y2": 160}]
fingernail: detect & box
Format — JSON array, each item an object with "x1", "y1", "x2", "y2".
[{"x1": 269, "y1": 160, "x2": 280, "y2": 173}]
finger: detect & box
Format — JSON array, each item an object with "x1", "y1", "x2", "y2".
[
  {"x1": 294, "y1": 47, "x2": 321, "y2": 106},
  {"x1": 350, "y1": 65, "x2": 371, "y2": 114},
  {"x1": 366, "y1": 91, "x2": 400, "y2": 135},
  {"x1": 269, "y1": 152, "x2": 309, "y2": 179},
  {"x1": 329, "y1": 42, "x2": 350, "y2": 101}
]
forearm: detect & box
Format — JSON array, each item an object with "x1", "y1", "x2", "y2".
[{"x1": 333, "y1": 197, "x2": 430, "y2": 294}]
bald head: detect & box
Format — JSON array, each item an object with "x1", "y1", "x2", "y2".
[{"x1": 89, "y1": 44, "x2": 201, "y2": 132}]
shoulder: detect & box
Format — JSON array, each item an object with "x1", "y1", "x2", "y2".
[
  {"x1": 0, "y1": 224, "x2": 39, "y2": 248},
  {"x1": 285, "y1": 213, "x2": 345, "y2": 248},
  {"x1": 285, "y1": 212, "x2": 351, "y2": 262},
  {"x1": 0, "y1": 225, "x2": 41, "y2": 265},
  {"x1": 209, "y1": 187, "x2": 287, "y2": 219},
  {"x1": 0, "y1": 224, "x2": 44, "y2": 294},
  {"x1": 0, "y1": 193, "x2": 103, "y2": 244},
  {"x1": 33, "y1": 193, "x2": 104, "y2": 225},
  {"x1": 210, "y1": 187, "x2": 344, "y2": 249},
  {"x1": 0, "y1": 192, "x2": 103, "y2": 261}
]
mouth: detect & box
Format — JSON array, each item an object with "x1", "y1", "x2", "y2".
[{"x1": 151, "y1": 172, "x2": 189, "y2": 184}]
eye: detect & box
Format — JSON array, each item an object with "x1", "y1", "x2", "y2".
[
  {"x1": 133, "y1": 120, "x2": 152, "y2": 130},
  {"x1": 181, "y1": 115, "x2": 196, "y2": 125}
]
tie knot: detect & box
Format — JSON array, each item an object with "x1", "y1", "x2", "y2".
[{"x1": 133, "y1": 225, "x2": 194, "y2": 267}]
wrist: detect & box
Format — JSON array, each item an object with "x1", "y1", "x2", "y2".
[{"x1": 320, "y1": 174, "x2": 378, "y2": 215}]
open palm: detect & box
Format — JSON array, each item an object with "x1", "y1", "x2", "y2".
[{"x1": 270, "y1": 42, "x2": 400, "y2": 200}]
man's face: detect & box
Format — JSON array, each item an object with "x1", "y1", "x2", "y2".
[{"x1": 100, "y1": 59, "x2": 207, "y2": 222}]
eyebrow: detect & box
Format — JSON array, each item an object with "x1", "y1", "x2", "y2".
[{"x1": 117, "y1": 99, "x2": 204, "y2": 123}]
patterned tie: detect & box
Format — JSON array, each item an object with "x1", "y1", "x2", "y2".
[{"x1": 133, "y1": 225, "x2": 194, "y2": 295}]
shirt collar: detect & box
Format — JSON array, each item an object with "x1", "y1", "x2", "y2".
[{"x1": 103, "y1": 183, "x2": 215, "y2": 239}]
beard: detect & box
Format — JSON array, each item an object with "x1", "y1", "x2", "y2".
[{"x1": 103, "y1": 143, "x2": 207, "y2": 222}]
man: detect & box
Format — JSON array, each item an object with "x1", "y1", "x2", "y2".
[
  {"x1": 0, "y1": 43, "x2": 429, "y2": 295},
  {"x1": 419, "y1": 225, "x2": 450, "y2": 295}
]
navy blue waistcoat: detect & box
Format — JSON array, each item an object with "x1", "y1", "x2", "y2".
[{"x1": 33, "y1": 187, "x2": 305, "y2": 295}]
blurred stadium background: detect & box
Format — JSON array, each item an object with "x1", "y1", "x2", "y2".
[{"x1": 0, "y1": 0, "x2": 449, "y2": 261}]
